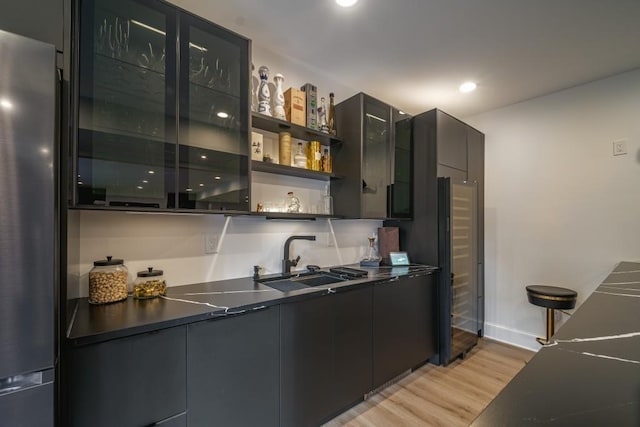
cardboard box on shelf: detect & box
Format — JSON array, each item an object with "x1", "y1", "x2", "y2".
[
  {"x1": 251, "y1": 131, "x2": 264, "y2": 161},
  {"x1": 300, "y1": 83, "x2": 317, "y2": 130},
  {"x1": 284, "y1": 88, "x2": 306, "y2": 126}
]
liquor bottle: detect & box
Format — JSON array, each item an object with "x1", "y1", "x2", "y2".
[
  {"x1": 321, "y1": 148, "x2": 332, "y2": 173},
  {"x1": 293, "y1": 142, "x2": 307, "y2": 168},
  {"x1": 319, "y1": 97, "x2": 329, "y2": 133},
  {"x1": 328, "y1": 92, "x2": 336, "y2": 135},
  {"x1": 258, "y1": 65, "x2": 271, "y2": 116}
]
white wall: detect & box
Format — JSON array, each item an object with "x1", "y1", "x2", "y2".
[
  {"x1": 465, "y1": 68, "x2": 640, "y2": 350},
  {"x1": 68, "y1": 210, "x2": 381, "y2": 299}
]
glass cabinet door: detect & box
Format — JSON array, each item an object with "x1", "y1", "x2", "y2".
[
  {"x1": 178, "y1": 13, "x2": 249, "y2": 211},
  {"x1": 77, "y1": 0, "x2": 177, "y2": 208},
  {"x1": 362, "y1": 96, "x2": 390, "y2": 218},
  {"x1": 390, "y1": 109, "x2": 412, "y2": 218}
]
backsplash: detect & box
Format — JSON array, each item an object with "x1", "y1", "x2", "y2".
[{"x1": 67, "y1": 210, "x2": 382, "y2": 299}]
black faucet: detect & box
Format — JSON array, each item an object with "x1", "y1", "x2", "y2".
[{"x1": 282, "y1": 235, "x2": 316, "y2": 274}]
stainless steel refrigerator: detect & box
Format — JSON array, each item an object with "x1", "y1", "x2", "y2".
[
  {"x1": 438, "y1": 177, "x2": 479, "y2": 364},
  {"x1": 0, "y1": 30, "x2": 56, "y2": 426}
]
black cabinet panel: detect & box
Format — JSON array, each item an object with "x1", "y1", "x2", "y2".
[
  {"x1": 0, "y1": 383, "x2": 53, "y2": 427},
  {"x1": 373, "y1": 275, "x2": 436, "y2": 388},
  {"x1": 0, "y1": 0, "x2": 63, "y2": 50},
  {"x1": 332, "y1": 286, "x2": 373, "y2": 410},
  {"x1": 187, "y1": 307, "x2": 279, "y2": 427},
  {"x1": 333, "y1": 93, "x2": 412, "y2": 219},
  {"x1": 467, "y1": 126, "x2": 485, "y2": 335},
  {"x1": 437, "y1": 110, "x2": 467, "y2": 171},
  {"x1": 67, "y1": 326, "x2": 186, "y2": 427},
  {"x1": 281, "y1": 286, "x2": 373, "y2": 427}
]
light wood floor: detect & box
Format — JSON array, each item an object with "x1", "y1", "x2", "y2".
[{"x1": 324, "y1": 339, "x2": 534, "y2": 427}]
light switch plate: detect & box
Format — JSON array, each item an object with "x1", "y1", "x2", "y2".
[
  {"x1": 613, "y1": 139, "x2": 627, "y2": 156},
  {"x1": 205, "y1": 234, "x2": 219, "y2": 254}
]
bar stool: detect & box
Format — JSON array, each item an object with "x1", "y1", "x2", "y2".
[{"x1": 526, "y1": 285, "x2": 577, "y2": 345}]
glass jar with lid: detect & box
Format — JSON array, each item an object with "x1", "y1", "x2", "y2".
[
  {"x1": 133, "y1": 267, "x2": 167, "y2": 299},
  {"x1": 88, "y1": 256, "x2": 129, "y2": 304}
]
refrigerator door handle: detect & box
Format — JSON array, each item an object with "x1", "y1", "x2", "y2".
[{"x1": 0, "y1": 372, "x2": 50, "y2": 396}]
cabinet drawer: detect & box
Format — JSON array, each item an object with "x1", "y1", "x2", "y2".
[{"x1": 67, "y1": 326, "x2": 186, "y2": 427}]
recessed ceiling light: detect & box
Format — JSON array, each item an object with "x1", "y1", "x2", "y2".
[
  {"x1": 0, "y1": 98, "x2": 13, "y2": 110},
  {"x1": 336, "y1": 0, "x2": 358, "y2": 7},
  {"x1": 214, "y1": 176, "x2": 221, "y2": 180},
  {"x1": 216, "y1": 111, "x2": 229, "y2": 119},
  {"x1": 78, "y1": 181, "x2": 83, "y2": 185},
  {"x1": 186, "y1": 188, "x2": 193, "y2": 192},
  {"x1": 137, "y1": 186, "x2": 143, "y2": 189},
  {"x1": 148, "y1": 170, "x2": 155, "y2": 174},
  {"x1": 399, "y1": 111, "x2": 406, "y2": 115},
  {"x1": 199, "y1": 183, "x2": 204, "y2": 187},
  {"x1": 201, "y1": 154, "x2": 207, "y2": 159},
  {"x1": 459, "y1": 81, "x2": 477, "y2": 93},
  {"x1": 142, "y1": 180, "x2": 148, "y2": 184}
]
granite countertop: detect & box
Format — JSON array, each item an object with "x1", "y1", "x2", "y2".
[
  {"x1": 471, "y1": 261, "x2": 640, "y2": 426},
  {"x1": 66, "y1": 264, "x2": 438, "y2": 346}
]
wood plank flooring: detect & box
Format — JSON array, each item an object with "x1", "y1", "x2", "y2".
[{"x1": 324, "y1": 339, "x2": 534, "y2": 427}]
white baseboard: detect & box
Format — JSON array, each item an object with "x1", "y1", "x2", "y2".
[{"x1": 483, "y1": 322, "x2": 540, "y2": 352}]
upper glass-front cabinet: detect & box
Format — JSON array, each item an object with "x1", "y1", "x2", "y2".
[
  {"x1": 332, "y1": 93, "x2": 412, "y2": 219},
  {"x1": 178, "y1": 14, "x2": 249, "y2": 211},
  {"x1": 75, "y1": 0, "x2": 249, "y2": 211}
]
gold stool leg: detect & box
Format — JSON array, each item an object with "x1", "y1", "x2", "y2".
[
  {"x1": 546, "y1": 308, "x2": 555, "y2": 343},
  {"x1": 536, "y1": 308, "x2": 556, "y2": 345}
]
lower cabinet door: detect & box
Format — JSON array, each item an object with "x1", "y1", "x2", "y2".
[
  {"x1": 281, "y1": 286, "x2": 373, "y2": 427},
  {"x1": 187, "y1": 306, "x2": 280, "y2": 427},
  {"x1": 67, "y1": 326, "x2": 187, "y2": 427},
  {"x1": 373, "y1": 274, "x2": 436, "y2": 388}
]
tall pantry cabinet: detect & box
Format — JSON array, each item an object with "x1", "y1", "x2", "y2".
[{"x1": 386, "y1": 109, "x2": 484, "y2": 364}]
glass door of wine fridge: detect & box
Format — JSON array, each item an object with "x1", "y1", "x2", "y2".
[{"x1": 438, "y1": 177, "x2": 478, "y2": 364}]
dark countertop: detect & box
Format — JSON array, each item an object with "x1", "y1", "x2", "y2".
[
  {"x1": 471, "y1": 261, "x2": 640, "y2": 427},
  {"x1": 66, "y1": 264, "x2": 438, "y2": 346}
]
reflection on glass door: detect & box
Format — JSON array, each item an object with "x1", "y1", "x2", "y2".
[
  {"x1": 178, "y1": 14, "x2": 249, "y2": 211},
  {"x1": 362, "y1": 96, "x2": 390, "y2": 218},
  {"x1": 77, "y1": 0, "x2": 177, "y2": 208}
]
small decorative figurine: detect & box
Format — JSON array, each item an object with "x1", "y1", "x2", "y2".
[
  {"x1": 273, "y1": 73, "x2": 286, "y2": 120},
  {"x1": 258, "y1": 65, "x2": 272, "y2": 116}
]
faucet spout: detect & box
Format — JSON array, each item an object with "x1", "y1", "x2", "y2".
[{"x1": 283, "y1": 235, "x2": 316, "y2": 273}]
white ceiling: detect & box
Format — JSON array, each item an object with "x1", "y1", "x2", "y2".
[{"x1": 171, "y1": 0, "x2": 640, "y2": 117}]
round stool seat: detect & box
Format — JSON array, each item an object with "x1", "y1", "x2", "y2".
[{"x1": 526, "y1": 285, "x2": 577, "y2": 310}]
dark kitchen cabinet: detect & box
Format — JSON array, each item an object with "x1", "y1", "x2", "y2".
[
  {"x1": 177, "y1": 13, "x2": 249, "y2": 210},
  {"x1": 332, "y1": 93, "x2": 412, "y2": 219},
  {"x1": 66, "y1": 326, "x2": 186, "y2": 427},
  {"x1": 389, "y1": 108, "x2": 484, "y2": 364},
  {"x1": 74, "y1": 0, "x2": 249, "y2": 211},
  {"x1": 281, "y1": 286, "x2": 373, "y2": 427},
  {"x1": 0, "y1": 0, "x2": 63, "y2": 50},
  {"x1": 187, "y1": 306, "x2": 279, "y2": 427},
  {"x1": 372, "y1": 274, "x2": 436, "y2": 388}
]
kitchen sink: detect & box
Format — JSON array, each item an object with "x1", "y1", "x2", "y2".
[{"x1": 258, "y1": 271, "x2": 347, "y2": 292}]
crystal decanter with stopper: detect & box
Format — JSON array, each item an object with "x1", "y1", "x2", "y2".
[{"x1": 360, "y1": 236, "x2": 381, "y2": 267}]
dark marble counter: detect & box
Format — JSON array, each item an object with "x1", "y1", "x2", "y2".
[
  {"x1": 472, "y1": 261, "x2": 640, "y2": 426},
  {"x1": 67, "y1": 264, "x2": 438, "y2": 346}
]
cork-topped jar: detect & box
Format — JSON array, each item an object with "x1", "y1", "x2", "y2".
[{"x1": 88, "y1": 256, "x2": 129, "y2": 304}]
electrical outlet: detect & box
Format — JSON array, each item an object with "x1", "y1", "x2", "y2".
[
  {"x1": 613, "y1": 139, "x2": 627, "y2": 156},
  {"x1": 205, "y1": 234, "x2": 219, "y2": 254}
]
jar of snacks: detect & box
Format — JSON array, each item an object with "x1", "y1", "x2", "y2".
[
  {"x1": 133, "y1": 267, "x2": 167, "y2": 299},
  {"x1": 88, "y1": 256, "x2": 129, "y2": 304}
]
